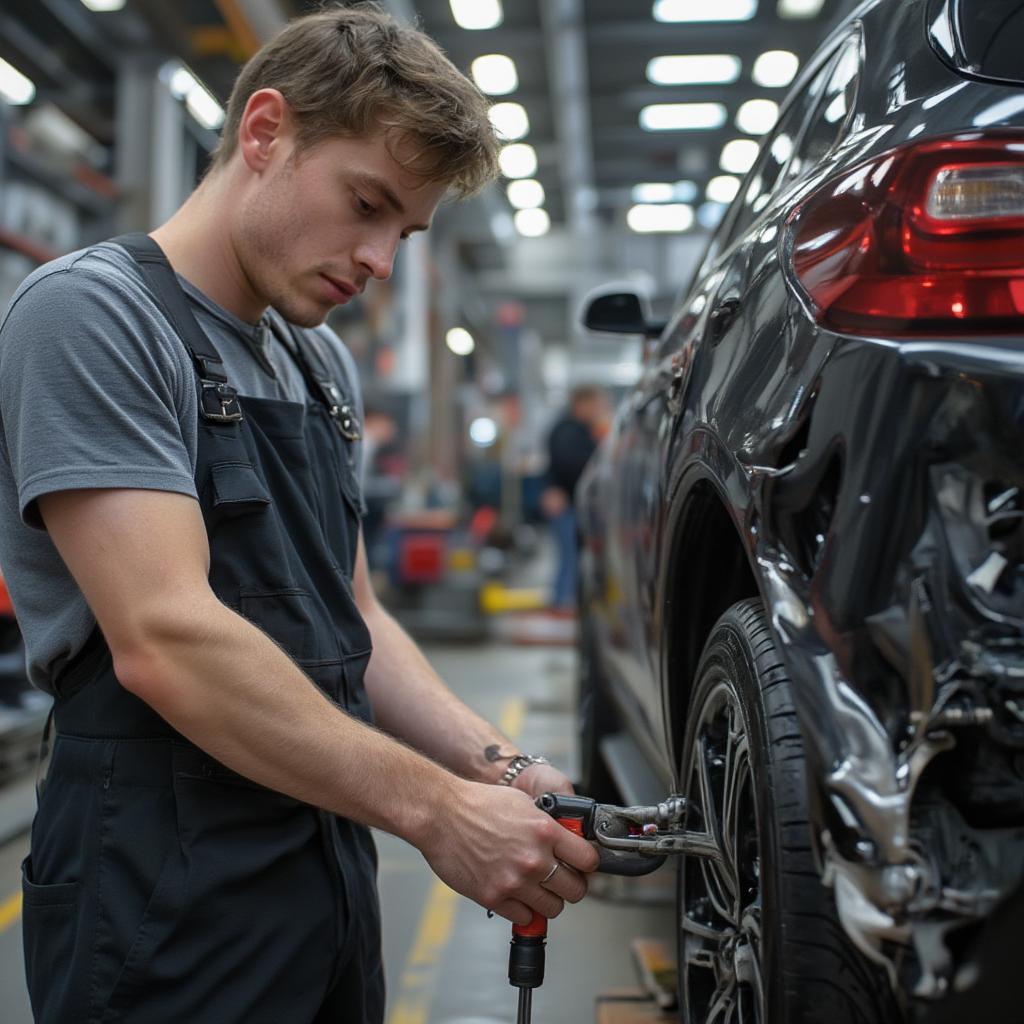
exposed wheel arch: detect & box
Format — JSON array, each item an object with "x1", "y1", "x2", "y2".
[{"x1": 661, "y1": 479, "x2": 759, "y2": 772}]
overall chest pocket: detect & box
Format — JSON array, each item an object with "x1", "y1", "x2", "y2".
[{"x1": 207, "y1": 461, "x2": 271, "y2": 519}]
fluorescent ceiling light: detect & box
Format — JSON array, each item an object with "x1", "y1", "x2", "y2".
[
  {"x1": 489, "y1": 102, "x2": 529, "y2": 140},
  {"x1": 81, "y1": 0, "x2": 125, "y2": 10},
  {"x1": 162, "y1": 62, "x2": 224, "y2": 130},
  {"x1": 0, "y1": 57, "x2": 35, "y2": 106},
  {"x1": 653, "y1": 0, "x2": 757, "y2": 22},
  {"x1": 646, "y1": 54, "x2": 741, "y2": 85},
  {"x1": 446, "y1": 327, "x2": 475, "y2": 356},
  {"x1": 628, "y1": 203, "x2": 694, "y2": 233},
  {"x1": 632, "y1": 183, "x2": 676, "y2": 203},
  {"x1": 778, "y1": 0, "x2": 825, "y2": 17},
  {"x1": 450, "y1": 0, "x2": 502, "y2": 29},
  {"x1": 499, "y1": 143, "x2": 537, "y2": 178},
  {"x1": 706, "y1": 174, "x2": 741, "y2": 203},
  {"x1": 697, "y1": 202, "x2": 727, "y2": 229},
  {"x1": 471, "y1": 54, "x2": 518, "y2": 95},
  {"x1": 507, "y1": 179, "x2": 545, "y2": 209},
  {"x1": 640, "y1": 102, "x2": 727, "y2": 131},
  {"x1": 515, "y1": 208, "x2": 550, "y2": 237},
  {"x1": 752, "y1": 50, "x2": 799, "y2": 88},
  {"x1": 186, "y1": 86, "x2": 225, "y2": 130},
  {"x1": 720, "y1": 138, "x2": 760, "y2": 173},
  {"x1": 736, "y1": 98, "x2": 779, "y2": 135}
]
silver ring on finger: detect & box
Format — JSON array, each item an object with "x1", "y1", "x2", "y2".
[{"x1": 540, "y1": 861, "x2": 560, "y2": 886}]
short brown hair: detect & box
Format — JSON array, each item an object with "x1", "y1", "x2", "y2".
[{"x1": 212, "y1": 3, "x2": 500, "y2": 197}]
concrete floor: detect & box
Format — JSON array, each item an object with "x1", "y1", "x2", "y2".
[{"x1": 0, "y1": 642, "x2": 674, "y2": 1023}]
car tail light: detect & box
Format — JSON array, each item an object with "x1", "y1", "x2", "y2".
[
  {"x1": 787, "y1": 133, "x2": 1024, "y2": 335},
  {"x1": 0, "y1": 573, "x2": 12, "y2": 618}
]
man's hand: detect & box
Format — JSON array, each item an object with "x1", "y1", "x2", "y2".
[
  {"x1": 510, "y1": 761, "x2": 576, "y2": 800},
  {"x1": 418, "y1": 779, "x2": 599, "y2": 926}
]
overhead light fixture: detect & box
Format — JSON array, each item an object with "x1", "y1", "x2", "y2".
[
  {"x1": 162, "y1": 62, "x2": 224, "y2": 130},
  {"x1": 752, "y1": 50, "x2": 800, "y2": 87},
  {"x1": 80, "y1": 0, "x2": 125, "y2": 9},
  {"x1": 471, "y1": 54, "x2": 518, "y2": 95},
  {"x1": 720, "y1": 138, "x2": 760, "y2": 173},
  {"x1": 706, "y1": 174, "x2": 741, "y2": 203},
  {"x1": 446, "y1": 327, "x2": 476, "y2": 356},
  {"x1": 697, "y1": 202, "x2": 727, "y2": 229},
  {"x1": 514, "y1": 208, "x2": 550, "y2": 237},
  {"x1": 0, "y1": 57, "x2": 35, "y2": 106},
  {"x1": 499, "y1": 142, "x2": 537, "y2": 178},
  {"x1": 653, "y1": 0, "x2": 757, "y2": 22},
  {"x1": 736, "y1": 98, "x2": 779, "y2": 135},
  {"x1": 489, "y1": 102, "x2": 529, "y2": 140},
  {"x1": 778, "y1": 0, "x2": 825, "y2": 17},
  {"x1": 640, "y1": 102, "x2": 727, "y2": 131},
  {"x1": 507, "y1": 178, "x2": 545, "y2": 209},
  {"x1": 450, "y1": 0, "x2": 503, "y2": 29},
  {"x1": 632, "y1": 183, "x2": 675, "y2": 203},
  {"x1": 627, "y1": 203, "x2": 694, "y2": 233},
  {"x1": 646, "y1": 54, "x2": 742, "y2": 85}
]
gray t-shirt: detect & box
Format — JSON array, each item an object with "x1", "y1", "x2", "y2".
[{"x1": 0, "y1": 241, "x2": 364, "y2": 693}]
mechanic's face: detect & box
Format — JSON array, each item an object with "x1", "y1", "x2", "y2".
[{"x1": 236, "y1": 131, "x2": 446, "y2": 327}]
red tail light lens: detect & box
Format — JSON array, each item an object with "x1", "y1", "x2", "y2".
[{"x1": 787, "y1": 133, "x2": 1024, "y2": 335}]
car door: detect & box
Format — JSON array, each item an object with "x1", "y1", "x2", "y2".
[{"x1": 626, "y1": 36, "x2": 861, "y2": 754}]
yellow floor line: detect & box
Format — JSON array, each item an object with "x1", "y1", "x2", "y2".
[
  {"x1": 0, "y1": 891, "x2": 22, "y2": 934},
  {"x1": 499, "y1": 696, "x2": 526, "y2": 742},
  {"x1": 387, "y1": 697, "x2": 525, "y2": 1024}
]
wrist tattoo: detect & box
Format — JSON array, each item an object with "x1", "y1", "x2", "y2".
[{"x1": 484, "y1": 744, "x2": 517, "y2": 764}]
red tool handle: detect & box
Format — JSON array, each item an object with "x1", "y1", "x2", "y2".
[{"x1": 511, "y1": 816, "x2": 584, "y2": 939}]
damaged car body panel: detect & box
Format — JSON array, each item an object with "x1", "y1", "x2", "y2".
[{"x1": 578, "y1": 0, "x2": 1024, "y2": 1008}]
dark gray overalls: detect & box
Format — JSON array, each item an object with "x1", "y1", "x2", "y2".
[{"x1": 21, "y1": 235, "x2": 384, "y2": 1023}]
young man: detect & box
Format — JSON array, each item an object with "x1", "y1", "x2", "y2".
[{"x1": 0, "y1": 7, "x2": 597, "y2": 1022}]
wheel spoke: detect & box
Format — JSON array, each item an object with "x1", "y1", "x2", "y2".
[
  {"x1": 694, "y1": 734, "x2": 723, "y2": 853},
  {"x1": 681, "y1": 912, "x2": 730, "y2": 943},
  {"x1": 706, "y1": 980, "x2": 736, "y2": 1024}
]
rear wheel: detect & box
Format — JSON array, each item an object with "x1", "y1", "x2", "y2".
[{"x1": 678, "y1": 599, "x2": 900, "y2": 1024}]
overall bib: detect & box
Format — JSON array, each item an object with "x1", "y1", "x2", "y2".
[{"x1": 21, "y1": 235, "x2": 384, "y2": 1023}]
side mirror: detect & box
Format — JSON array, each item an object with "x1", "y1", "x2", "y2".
[{"x1": 581, "y1": 290, "x2": 665, "y2": 338}]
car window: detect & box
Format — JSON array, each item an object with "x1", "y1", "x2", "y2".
[
  {"x1": 786, "y1": 34, "x2": 861, "y2": 181},
  {"x1": 671, "y1": 31, "x2": 859, "y2": 310},
  {"x1": 719, "y1": 61, "x2": 834, "y2": 249}
]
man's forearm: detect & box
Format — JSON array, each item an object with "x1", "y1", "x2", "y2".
[
  {"x1": 360, "y1": 602, "x2": 520, "y2": 784},
  {"x1": 118, "y1": 596, "x2": 458, "y2": 845}
]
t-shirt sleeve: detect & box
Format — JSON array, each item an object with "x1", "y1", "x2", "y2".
[{"x1": 0, "y1": 265, "x2": 198, "y2": 529}]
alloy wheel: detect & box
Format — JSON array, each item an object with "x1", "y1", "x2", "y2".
[{"x1": 680, "y1": 678, "x2": 765, "y2": 1023}]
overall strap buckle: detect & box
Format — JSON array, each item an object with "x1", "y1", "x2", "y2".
[
  {"x1": 200, "y1": 380, "x2": 244, "y2": 423},
  {"x1": 314, "y1": 377, "x2": 362, "y2": 441}
]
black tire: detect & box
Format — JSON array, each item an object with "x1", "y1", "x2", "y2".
[
  {"x1": 576, "y1": 605, "x2": 622, "y2": 803},
  {"x1": 677, "y1": 599, "x2": 901, "y2": 1024}
]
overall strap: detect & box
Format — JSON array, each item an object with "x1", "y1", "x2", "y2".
[
  {"x1": 271, "y1": 316, "x2": 362, "y2": 441},
  {"x1": 112, "y1": 232, "x2": 243, "y2": 424}
]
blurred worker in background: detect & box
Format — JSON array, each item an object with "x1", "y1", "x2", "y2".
[
  {"x1": 541, "y1": 386, "x2": 610, "y2": 611},
  {"x1": 0, "y1": 7, "x2": 597, "y2": 1023}
]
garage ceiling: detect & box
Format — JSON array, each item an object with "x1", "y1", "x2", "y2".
[{"x1": 2, "y1": 0, "x2": 850, "y2": 230}]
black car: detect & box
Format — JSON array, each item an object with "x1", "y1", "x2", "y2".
[{"x1": 576, "y1": 1, "x2": 1024, "y2": 1021}]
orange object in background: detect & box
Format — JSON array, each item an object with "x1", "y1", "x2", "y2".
[{"x1": 0, "y1": 572, "x2": 13, "y2": 618}]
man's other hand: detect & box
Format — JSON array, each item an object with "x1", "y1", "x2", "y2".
[{"x1": 510, "y1": 761, "x2": 575, "y2": 799}]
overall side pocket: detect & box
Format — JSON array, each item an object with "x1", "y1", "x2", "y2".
[{"x1": 21, "y1": 856, "x2": 82, "y2": 1024}]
